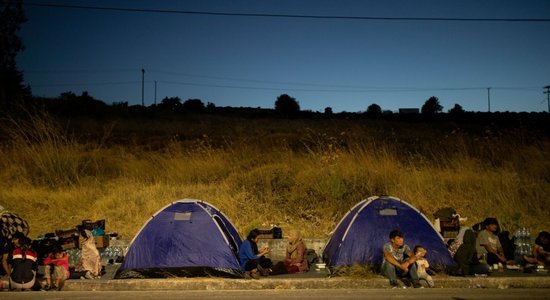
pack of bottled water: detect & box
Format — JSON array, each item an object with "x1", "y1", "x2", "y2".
[
  {"x1": 100, "y1": 246, "x2": 124, "y2": 264},
  {"x1": 514, "y1": 227, "x2": 532, "y2": 256}
]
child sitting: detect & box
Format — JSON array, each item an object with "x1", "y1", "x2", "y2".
[
  {"x1": 414, "y1": 245, "x2": 434, "y2": 288},
  {"x1": 42, "y1": 246, "x2": 70, "y2": 291}
]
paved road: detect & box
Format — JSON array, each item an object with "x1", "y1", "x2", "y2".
[{"x1": 2, "y1": 288, "x2": 550, "y2": 300}]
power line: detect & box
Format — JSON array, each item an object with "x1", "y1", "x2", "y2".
[
  {"x1": 31, "y1": 68, "x2": 541, "y2": 92},
  {"x1": 24, "y1": 68, "x2": 137, "y2": 74},
  {"x1": 29, "y1": 81, "x2": 141, "y2": 87},
  {"x1": 27, "y1": 78, "x2": 541, "y2": 94},
  {"x1": 24, "y1": 2, "x2": 550, "y2": 22}
]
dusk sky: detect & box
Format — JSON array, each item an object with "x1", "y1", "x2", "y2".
[{"x1": 18, "y1": 0, "x2": 550, "y2": 113}]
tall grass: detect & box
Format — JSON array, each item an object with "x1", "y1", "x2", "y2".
[{"x1": 0, "y1": 112, "x2": 548, "y2": 240}]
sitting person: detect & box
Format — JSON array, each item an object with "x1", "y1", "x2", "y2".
[
  {"x1": 283, "y1": 229, "x2": 309, "y2": 274},
  {"x1": 533, "y1": 231, "x2": 550, "y2": 266},
  {"x1": 1, "y1": 232, "x2": 25, "y2": 279},
  {"x1": 42, "y1": 246, "x2": 70, "y2": 291},
  {"x1": 413, "y1": 245, "x2": 434, "y2": 287},
  {"x1": 454, "y1": 229, "x2": 490, "y2": 276},
  {"x1": 238, "y1": 229, "x2": 272, "y2": 279},
  {"x1": 9, "y1": 235, "x2": 38, "y2": 291},
  {"x1": 77, "y1": 227, "x2": 101, "y2": 279},
  {"x1": 475, "y1": 218, "x2": 512, "y2": 266},
  {"x1": 380, "y1": 229, "x2": 422, "y2": 288}
]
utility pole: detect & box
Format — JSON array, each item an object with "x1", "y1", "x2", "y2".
[
  {"x1": 141, "y1": 68, "x2": 145, "y2": 107},
  {"x1": 154, "y1": 81, "x2": 157, "y2": 106},
  {"x1": 544, "y1": 85, "x2": 550, "y2": 113},
  {"x1": 487, "y1": 87, "x2": 491, "y2": 112}
]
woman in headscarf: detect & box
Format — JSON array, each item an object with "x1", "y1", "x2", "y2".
[
  {"x1": 284, "y1": 229, "x2": 308, "y2": 273},
  {"x1": 78, "y1": 227, "x2": 101, "y2": 279}
]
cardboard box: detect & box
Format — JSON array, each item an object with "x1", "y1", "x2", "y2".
[
  {"x1": 61, "y1": 236, "x2": 79, "y2": 250},
  {"x1": 94, "y1": 235, "x2": 109, "y2": 249}
]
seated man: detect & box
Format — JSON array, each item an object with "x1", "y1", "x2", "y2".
[
  {"x1": 380, "y1": 229, "x2": 422, "y2": 288},
  {"x1": 476, "y1": 218, "x2": 508, "y2": 266}
]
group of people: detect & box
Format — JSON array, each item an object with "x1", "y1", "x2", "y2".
[
  {"x1": 381, "y1": 217, "x2": 550, "y2": 289},
  {"x1": 454, "y1": 218, "x2": 550, "y2": 276},
  {"x1": 0, "y1": 227, "x2": 102, "y2": 291},
  {"x1": 238, "y1": 228, "x2": 309, "y2": 279}
]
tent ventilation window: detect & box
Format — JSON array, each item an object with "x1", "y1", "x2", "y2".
[
  {"x1": 174, "y1": 212, "x2": 192, "y2": 221},
  {"x1": 379, "y1": 208, "x2": 398, "y2": 216}
]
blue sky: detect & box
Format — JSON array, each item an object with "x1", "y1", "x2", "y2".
[{"x1": 18, "y1": 0, "x2": 550, "y2": 113}]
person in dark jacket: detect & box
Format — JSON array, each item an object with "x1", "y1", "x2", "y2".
[
  {"x1": 453, "y1": 229, "x2": 490, "y2": 276},
  {"x1": 238, "y1": 229, "x2": 272, "y2": 279},
  {"x1": 9, "y1": 236, "x2": 38, "y2": 290}
]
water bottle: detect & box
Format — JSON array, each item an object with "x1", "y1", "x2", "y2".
[{"x1": 480, "y1": 253, "x2": 487, "y2": 264}]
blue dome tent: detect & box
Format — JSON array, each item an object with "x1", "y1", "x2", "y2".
[
  {"x1": 323, "y1": 196, "x2": 456, "y2": 271},
  {"x1": 115, "y1": 199, "x2": 242, "y2": 278}
]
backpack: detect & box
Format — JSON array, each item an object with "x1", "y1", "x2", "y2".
[{"x1": 305, "y1": 249, "x2": 319, "y2": 267}]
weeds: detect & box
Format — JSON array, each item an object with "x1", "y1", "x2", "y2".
[{"x1": 0, "y1": 113, "x2": 548, "y2": 240}]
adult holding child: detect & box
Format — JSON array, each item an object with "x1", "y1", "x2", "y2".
[{"x1": 380, "y1": 229, "x2": 422, "y2": 288}]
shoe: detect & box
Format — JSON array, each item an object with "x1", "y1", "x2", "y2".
[
  {"x1": 243, "y1": 271, "x2": 252, "y2": 280},
  {"x1": 390, "y1": 280, "x2": 399, "y2": 289},
  {"x1": 84, "y1": 271, "x2": 94, "y2": 279},
  {"x1": 42, "y1": 285, "x2": 51, "y2": 291},
  {"x1": 257, "y1": 264, "x2": 270, "y2": 276},
  {"x1": 413, "y1": 281, "x2": 423, "y2": 288},
  {"x1": 251, "y1": 271, "x2": 260, "y2": 280}
]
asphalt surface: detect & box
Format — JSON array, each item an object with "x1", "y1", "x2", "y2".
[{"x1": 2, "y1": 289, "x2": 550, "y2": 300}]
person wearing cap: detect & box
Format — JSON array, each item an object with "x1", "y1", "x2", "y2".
[{"x1": 475, "y1": 218, "x2": 507, "y2": 266}]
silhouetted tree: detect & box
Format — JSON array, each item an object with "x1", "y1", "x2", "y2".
[
  {"x1": 206, "y1": 101, "x2": 216, "y2": 112},
  {"x1": 183, "y1": 98, "x2": 205, "y2": 112},
  {"x1": 365, "y1": 103, "x2": 382, "y2": 117},
  {"x1": 0, "y1": 0, "x2": 29, "y2": 110},
  {"x1": 449, "y1": 103, "x2": 465, "y2": 114},
  {"x1": 59, "y1": 91, "x2": 77, "y2": 101},
  {"x1": 421, "y1": 96, "x2": 443, "y2": 114},
  {"x1": 159, "y1": 96, "x2": 182, "y2": 111},
  {"x1": 324, "y1": 107, "x2": 333, "y2": 118},
  {"x1": 274, "y1": 94, "x2": 300, "y2": 116}
]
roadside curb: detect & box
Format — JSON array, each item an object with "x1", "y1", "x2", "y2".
[{"x1": 62, "y1": 276, "x2": 550, "y2": 291}]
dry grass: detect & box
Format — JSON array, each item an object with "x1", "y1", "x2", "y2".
[{"x1": 0, "y1": 112, "x2": 549, "y2": 241}]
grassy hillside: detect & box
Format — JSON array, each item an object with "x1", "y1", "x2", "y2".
[{"x1": 1, "y1": 111, "x2": 549, "y2": 240}]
